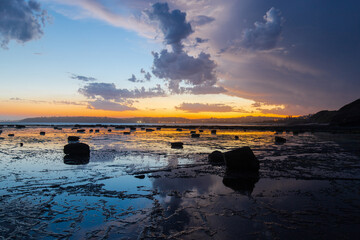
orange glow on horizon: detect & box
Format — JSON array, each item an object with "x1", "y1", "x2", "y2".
[{"x1": 0, "y1": 100, "x2": 291, "y2": 120}]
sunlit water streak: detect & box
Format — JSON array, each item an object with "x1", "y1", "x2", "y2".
[{"x1": 0, "y1": 126, "x2": 359, "y2": 239}]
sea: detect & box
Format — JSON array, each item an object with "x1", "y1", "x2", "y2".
[{"x1": 0, "y1": 124, "x2": 359, "y2": 239}]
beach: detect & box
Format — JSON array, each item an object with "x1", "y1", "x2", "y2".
[{"x1": 0, "y1": 125, "x2": 359, "y2": 239}]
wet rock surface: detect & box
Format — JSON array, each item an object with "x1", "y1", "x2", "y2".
[{"x1": 0, "y1": 126, "x2": 359, "y2": 239}]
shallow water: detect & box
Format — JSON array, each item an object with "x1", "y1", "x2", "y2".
[{"x1": 0, "y1": 126, "x2": 359, "y2": 239}]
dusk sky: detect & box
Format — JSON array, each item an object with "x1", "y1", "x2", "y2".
[{"x1": 1, "y1": 0, "x2": 359, "y2": 120}]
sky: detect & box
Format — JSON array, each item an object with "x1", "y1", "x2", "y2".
[{"x1": 0, "y1": 0, "x2": 359, "y2": 120}]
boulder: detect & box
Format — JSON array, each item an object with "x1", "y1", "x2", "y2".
[
  {"x1": 176, "y1": 128, "x2": 182, "y2": 131},
  {"x1": 234, "y1": 136, "x2": 239, "y2": 140},
  {"x1": 156, "y1": 127, "x2": 161, "y2": 130},
  {"x1": 211, "y1": 130, "x2": 217, "y2": 134},
  {"x1": 108, "y1": 129, "x2": 112, "y2": 132},
  {"x1": 130, "y1": 127, "x2": 137, "y2": 131},
  {"x1": 77, "y1": 129, "x2": 86, "y2": 133},
  {"x1": 64, "y1": 143, "x2": 90, "y2": 157},
  {"x1": 68, "y1": 136, "x2": 80, "y2": 143},
  {"x1": 275, "y1": 136, "x2": 286, "y2": 144},
  {"x1": 123, "y1": 132, "x2": 131, "y2": 135},
  {"x1": 208, "y1": 150, "x2": 225, "y2": 164},
  {"x1": 171, "y1": 142, "x2": 184, "y2": 149},
  {"x1": 146, "y1": 129, "x2": 154, "y2": 132},
  {"x1": 224, "y1": 147, "x2": 259, "y2": 172},
  {"x1": 190, "y1": 130, "x2": 196, "y2": 134},
  {"x1": 191, "y1": 133, "x2": 200, "y2": 138},
  {"x1": 95, "y1": 129, "x2": 100, "y2": 133},
  {"x1": 89, "y1": 129, "x2": 93, "y2": 133},
  {"x1": 8, "y1": 134, "x2": 14, "y2": 137},
  {"x1": 199, "y1": 130, "x2": 204, "y2": 133},
  {"x1": 40, "y1": 132, "x2": 46, "y2": 136},
  {"x1": 0, "y1": 130, "x2": 2, "y2": 134}
]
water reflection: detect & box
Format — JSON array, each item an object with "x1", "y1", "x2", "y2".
[
  {"x1": 63, "y1": 155, "x2": 90, "y2": 165},
  {"x1": 222, "y1": 172, "x2": 259, "y2": 196}
]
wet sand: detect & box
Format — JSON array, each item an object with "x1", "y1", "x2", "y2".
[{"x1": 0, "y1": 126, "x2": 359, "y2": 239}]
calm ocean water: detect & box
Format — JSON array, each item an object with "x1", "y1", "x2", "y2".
[{"x1": 0, "y1": 125, "x2": 359, "y2": 239}]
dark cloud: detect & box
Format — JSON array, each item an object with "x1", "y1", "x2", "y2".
[
  {"x1": 152, "y1": 49, "x2": 224, "y2": 94},
  {"x1": 225, "y1": 7, "x2": 283, "y2": 51},
  {"x1": 175, "y1": 103, "x2": 234, "y2": 113},
  {"x1": 195, "y1": 37, "x2": 208, "y2": 44},
  {"x1": 88, "y1": 100, "x2": 137, "y2": 112},
  {"x1": 71, "y1": 74, "x2": 97, "y2": 82},
  {"x1": 146, "y1": 2, "x2": 193, "y2": 52},
  {"x1": 191, "y1": 15, "x2": 215, "y2": 26},
  {"x1": 78, "y1": 82, "x2": 166, "y2": 101},
  {"x1": 0, "y1": 0, "x2": 48, "y2": 48},
  {"x1": 144, "y1": 72, "x2": 152, "y2": 81},
  {"x1": 240, "y1": 7, "x2": 282, "y2": 50},
  {"x1": 128, "y1": 74, "x2": 144, "y2": 83}
]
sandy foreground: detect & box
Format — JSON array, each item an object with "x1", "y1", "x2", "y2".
[{"x1": 0, "y1": 126, "x2": 359, "y2": 239}]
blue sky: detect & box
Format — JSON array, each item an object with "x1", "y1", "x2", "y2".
[{"x1": 0, "y1": 0, "x2": 359, "y2": 120}]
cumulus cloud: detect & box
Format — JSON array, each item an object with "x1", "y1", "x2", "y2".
[
  {"x1": 225, "y1": 7, "x2": 283, "y2": 52},
  {"x1": 152, "y1": 49, "x2": 225, "y2": 94},
  {"x1": 0, "y1": 0, "x2": 48, "y2": 48},
  {"x1": 78, "y1": 82, "x2": 166, "y2": 101},
  {"x1": 88, "y1": 99, "x2": 137, "y2": 112},
  {"x1": 175, "y1": 103, "x2": 234, "y2": 113},
  {"x1": 71, "y1": 74, "x2": 97, "y2": 82},
  {"x1": 144, "y1": 72, "x2": 152, "y2": 81},
  {"x1": 128, "y1": 74, "x2": 144, "y2": 83},
  {"x1": 146, "y1": 2, "x2": 193, "y2": 52}
]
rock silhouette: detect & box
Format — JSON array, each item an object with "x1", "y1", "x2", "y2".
[{"x1": 224, "y1": 147, "x2": 259, "y2": 172}]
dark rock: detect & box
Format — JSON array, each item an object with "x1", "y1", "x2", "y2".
[
  {"x1": 171, "y1": 142, "x2": 183, "y2": 149},
  {"x1": 293, "y1": 131, "x2": 299, "y2": 136},
  {"x1": 89, "y1": 129, "x2": 93, "y2": 133},
  {"x1": 8, "y1": 134, "x2": 14, "y2": 137},
  {"x1": 156, "y1": 127, "x2": 161, "y2": 130},
  {"x1": 190, "y1": 131, "x2": 196, "y2": 134},
  {"x1": 275, "y1": 136, "x2": 286, "y2": 144},
  {"x1": 130, "y1": 127, "x2": 136, "y2": 131},
  {"x1": 77, "y1": 129, "x2": 86, "y2": 133},
  {"x1": 0, "y1": 130, "x2": 2, "y2": 134},
  {"x1": 134, "y1": 175, "x2": 145, "y2": 179},
  {"x1": 176, "y1": 128, "x2": 182, "y2": 131},
  {"x1": 224, "y1": 147, "x2": 259, "y2": 172},
  {"x1": 68, "y1": 136, "x2": 80, "y2": 143},
  {"x1": 208, "y1": 150, "x2": 224, "y2": 164},
  {"x1": 234, "y1": 136, "x2": 239, "y2": 140},
  {"x1": 0, "y1": 137, "x2": 4, "y2": 140},
  {"x1": 108, "y1": 129, "x2": 112, "y2": 132},
  {"x1": 191, "y1": 133, "x2": 200, "y2": 138},
  {"x1": 199, "y1": 130, "x2": 203, "y2": 133},
  {"x1": 63, "y1": 155, "x2": 89, "y2": 165},
  {"x1": 115, "y1": 126, "x2": 125, "y2": 130},
  {"x1": 141, "y1": 127, "x2": 145, "y2": 130},
  {"x1": 123, "y1": 132, "x2": 131, "y2": 135},
  {"x1": 19, "y1": 143, "x2": 23, "y2": 147},
  {"x1": 146, "y1": 129, "x2": 154, "y2": 132},
  {"x1": 15, "y1": 125, "x2": 26, "y2": 129},
  {"x1": 211, "y1": 130, "x2": 217, "y2": 134},
  {"x1": 222, "y1": 172, "x2": 259, "y2": 195},
  {"x1": 95, "y1": 129, "x2": 100, "y2": 133},
  {"x1": 64, "y1": 143, "x2": 90, "y2": 157},
  {"x1": 40, "y1": 132, "x2": 46, "y2": 136}
]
